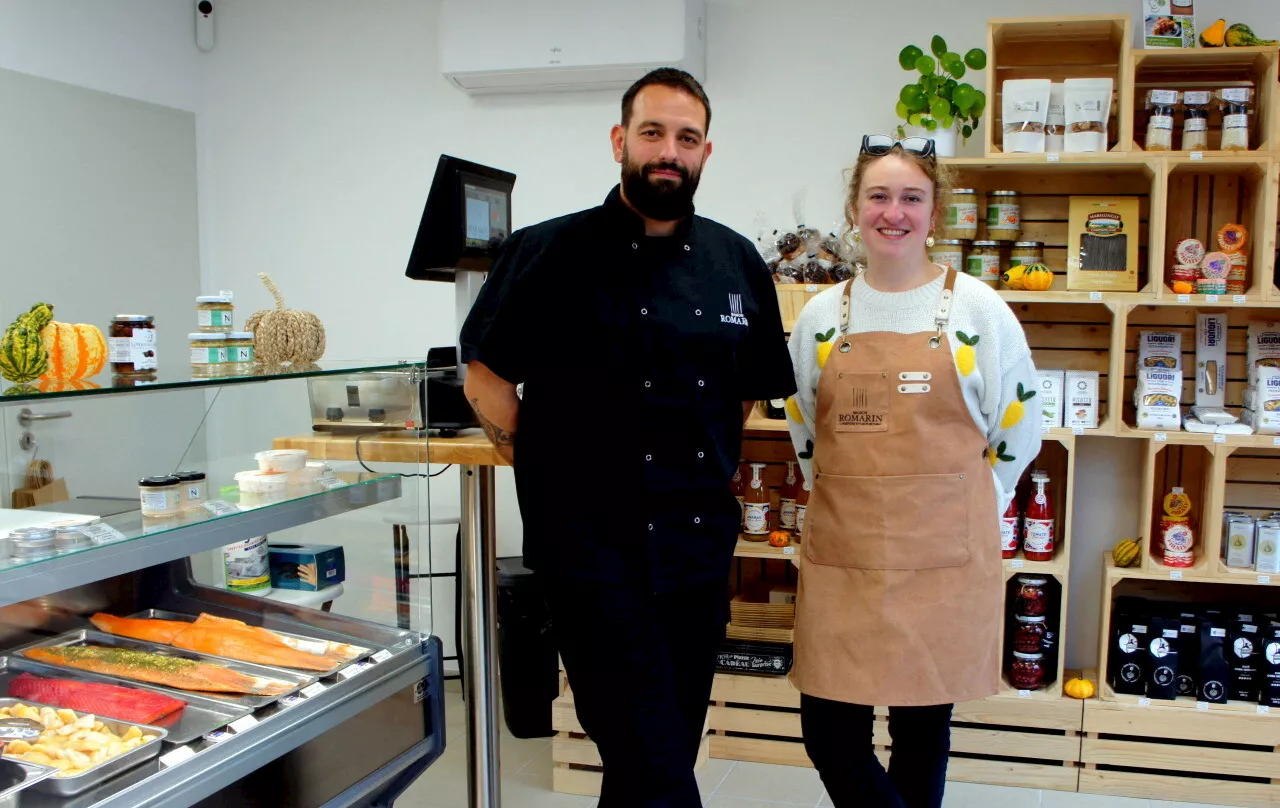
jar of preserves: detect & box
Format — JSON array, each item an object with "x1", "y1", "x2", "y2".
[
  {"x1": 1014, "y1": 575, "x2": 1049, "y2": 617},
  {"x1": 1010, "y1": 651, "x2": 1046, "y2": 691},
  {"x1": 1008, "y1": 241, "x2": 1044, "y2": 270},
  {"x1": 196, "y1": 293, "x2": 234, "y2": 333},
  {"x1": 174, "y1": 470, "x2": 208, "y2": 511},
  {"x1": 139, "y1": 475, "x2": 181, "y2": 518},
  {"x1": 986, "y1": 191, "x2": 1022, "y2": 241},
  {"x1": 943, "y1": 189, "x2": 979, "y2": 241},
  {"x1": 189, "y1": 333, "x2": 227, "y2": 378},
  {"x1": 225, "y1": 332, "x2": 256, "y2": 375},
  {"x1": 928, "y1": 239, "x2": 966, "y2": 273},
  {"x1": 1012, "y1": 615, "x2": 1048, "y2": 654},
  {"x1": 966, "y1": 241, "x2": 1001, "y2": 286},
  {"x1": 109, "y1": 315, "x2": 157, "y2": 375}
]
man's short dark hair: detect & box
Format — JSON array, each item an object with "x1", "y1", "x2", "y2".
[{"x1": 620, "y1": 68, "x2": 711, "y2": 134}]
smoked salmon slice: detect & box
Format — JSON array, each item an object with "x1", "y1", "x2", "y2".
[
  {"x1": 193, "y1": 614, "x2": 361, "y2": 662},
  {"x1": 8, "y1": 673, "x2": 185, "y2": 724},
  {"x1": 89, "y1": 614, "x2": 187, "y2": 645},
  {"x1": 22, "y1": 646, "x2": 292, "y2": 696}
]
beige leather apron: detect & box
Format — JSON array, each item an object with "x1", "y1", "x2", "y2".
[{"x1": 791, "y1": 270, "x2": 1001, "y2": 707}]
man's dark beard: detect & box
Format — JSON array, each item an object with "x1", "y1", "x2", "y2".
[{"x1": 621, "y1": 149, "x2": 702, "y2": 222}]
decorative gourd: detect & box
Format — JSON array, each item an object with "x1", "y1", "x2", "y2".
[
  {"x1": 1199, "y1": 18, "x2": 1227, "y2": 47},
  {"x1": 768, "y1": 530, "x2": 792, "y2": 548},
  {"x1": 1064, "y1": 677, "x2": 1095, "y2": 699},
  {"x1": 245, "y1": 273, "x2": 326, "y2": 366},
  {"x1": 0, "y1": 303, "x2": 54, "y2": 383},
  {"x1": 37, "y1": 378, "x2": 100, "y2": 393},
  {"x1": 39, "y1": 320, "x2": 107, "y2": 380},
  {"x1": 1022, "y1": 264, "x2": 1055, "y2": 292},
  {"x1": 1113, "y1": 537, "x2": 1141, "y2": 568},
  {"x1": 1000, "y1": 265, "x2": 1027, "y2": 291}
]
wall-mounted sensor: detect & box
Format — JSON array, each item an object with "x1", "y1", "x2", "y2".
[{"x1": 196, "y1": 1, "x2": 214, "y2": 52}]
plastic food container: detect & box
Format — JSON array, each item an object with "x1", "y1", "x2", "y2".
[
  {"x1": 138, "y1": 476, "x2": 181, "y2": 517},
  {"x1": 8, "y1": 527, "x2": 56, "y2": 561},
  {"x1": 255, "y1": 449, "x2": 309, "y2": 472},
  {"x1": 287, "y1": 460, "x2": 329, "y2": 486},
  {"x1": 53, "y1": 526, "x2": 94, "y2": 554},
  {"x1": 235, "y1": 470, "x2": 289, "y2": 495}
]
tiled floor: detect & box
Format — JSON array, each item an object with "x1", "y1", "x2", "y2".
[{"x1": 398, "y1": 683, "x2": 1233, "y2": 808}]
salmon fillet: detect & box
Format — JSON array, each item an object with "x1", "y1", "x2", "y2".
[
  {"x1": 194, "y1": 614, "x2": 360, "y2": 663},
  {"x1": 23, "y1": 645, "x2": 291, "y2": 696},
  {"x1": 169, "y1": 626, "x2": 334, "y2": 672},
  {"x1": 90, "y1": 613, "x2": 187, "y2": 645}
]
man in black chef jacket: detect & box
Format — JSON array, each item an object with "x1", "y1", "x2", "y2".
[{"x1": 461, "y1": 68, "x2": 795, "y2": 807}]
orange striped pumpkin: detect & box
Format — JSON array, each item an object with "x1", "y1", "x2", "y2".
[
  {"x1": 38, "y1": 322, "x2": 107, "y2": 380},
  {"x1": 37, "y1": 377, "x2": 100, "y2": 392}
]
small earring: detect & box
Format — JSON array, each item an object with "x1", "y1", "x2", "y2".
[
  {"x1": 925, "y1": 233, "x2": 936, "y2": 249},
  {"x1": 852, "y1": 229, "x2": 862, "y2": 245}
]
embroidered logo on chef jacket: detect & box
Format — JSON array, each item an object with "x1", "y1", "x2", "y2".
[{"x1": 720, "y1": 293, "x2": 749, "y2": 327}]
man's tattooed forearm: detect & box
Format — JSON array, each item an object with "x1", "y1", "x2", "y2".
[{"x1": 469, "y1": 397, "x2": 514, "y2": 447}]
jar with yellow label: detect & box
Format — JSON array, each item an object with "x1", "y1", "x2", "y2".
[
  {"x1": 1008, "y1": 241, "x2": 1044, "y2": 270},
  {"x1": 966, "y1": 241, "x2": 1001, "y2": 287},
  {"x1": 225, "y1": 332, "x2": 256, "y2": 375},
  {"x1": 943, "y1": 189, "x2": 979, "y2": 241},
  {"x1": 928, "y1": 239, "x2": 966, "y2": 272},
  {"x1": 189, "y1": 333, "x2": 227, "y2": 378},
  {"x1": 986, "y1": 191, "x2": 1022, "y2": 241},
  {"x1": 196, "y1": 294, "x2": 235, "y2": 333}
]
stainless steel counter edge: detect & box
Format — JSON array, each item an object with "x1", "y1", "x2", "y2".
[
  {"x1": 91, "y1": 640, "x2": 432, "y2": 808},
  {"x1": 0, "y1": 477, "x2": 402, "y2": 608}
]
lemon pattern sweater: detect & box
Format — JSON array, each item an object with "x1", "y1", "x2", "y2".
[{"x1": 785, "y1": 271, "x2": 1041, "y2": 511}]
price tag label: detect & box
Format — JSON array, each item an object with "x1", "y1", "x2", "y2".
[
  {"x1": 1258, "y1": 705, "x2": 1271, "y2": 715},
  {"x1": 160, "y1": 745, "x2": 197, "y2": 768},
  {"x1": 315, "y1": 475, "x2": 347, "y2": 491},
  {"x1": 339, "y1": 662, "x2": 372, "y2": 681},
  {"x1": 1177, "y1": 294, "x2": 1191, "y2": 303},
  {"x1": 1206, "y1": 295, "x2": 1220, "y2": 303},
  {"x1": 1234, "y1": 295, "x2": 1248, "y2": 304},
  {"x1": 1214, "y1": 433, "x2": 1227, "y2": 444},
  {"x1": 1046, "y1": 153, "x2": 1060, "y2": 162},
  {"x1": 204, "y1": 729, "x2": 231, "y2": 744},
  {"x1": 279, "y1": 694, "x2": 304, "y2": 709},
  {"x1": 1041, "y1": 424, "x2": 1051, "y2": 434},
  {"x1": 1138, "y1": 697, "x2": 1152, "y2": 707},
  {"x1": 1170, "y1": 570, "x2": 1183, "y2": 580},
  {"x1": 203, "y1": 500, "x2": 238, "y2": 517},
  {"x1": 1155, "y1": 432, "x2": 1167, "y2": 442},
  {"x1": 1196, "y1": 701, "x2": 1210, "y2": 711},
  {"x1": 1011, "y1": 559, "x2": 1024, "y2": 569},
  {"x1": 805, "y1": 284, "x2": 819, "y2": 293},
  {"x1": 782, "y1": 546, "x2": 796, "y2": 555},
  {"x1": 1018, "y1": 689, "x2": 1031, "y2": 698},
  {"x1": 301, "y1": 682, "x2": 327, "y2": 698},
  {"x1": 372, "y1": 649, "x2": 393, "y2": 664},
  {"x1": 1089, "y1": 291, "x2": 1102, "y2": 301},
  {"x1": 1190, "y1": 151, "x2": 1204, "y2": 161},
  {"x1": 1274, "y1": 437, "x2": 1280, "y2": 447},
  {"x1": 1259, "y1": 575, "x2": 1272, "y2": 584},
  {"x1": 81, "y1": 523, "x2": 126, "y2": 544},
  {"x1": 229, "y1": 715, "x2": 259, "y2": 734},
  {"x1": 1073, "y1": 426, "x2": 1085, "y2": 436}
]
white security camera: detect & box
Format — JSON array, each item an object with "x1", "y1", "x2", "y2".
[{"x1": 196, "y1": 1, "x2": 214, "y2": 52}]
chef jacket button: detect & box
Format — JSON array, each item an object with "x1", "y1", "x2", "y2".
[
  {"x1": 645, "y1": 454, "x2": 652, "y2": 461},
  {"x1": 644, "y1": 380, "x2": 652, "y2": 388},
  {"x1": 695, "y1": 308, "x2": 702, "y2": 316},
  {"x1": 693, "y1": 516, "x2": 701, "y2": 524},
  {"x1": 632, "y1": 243, "x2": 639, "y2": 250},
  {"x1": 698, "y1": 380, "x2": 705, "y2": 387},
  {"x1": 641, "y1": 307, "x2": 648, "y2": 315},
  {"x1": 697, "y1": 451, "x2": 705, "y2": 459},
  {"x1": 684, "y1": 245, "x2": 691, "y2": 251},
  {"x1": 647, "y1": 523, "x2": 654, "y2": 531}
]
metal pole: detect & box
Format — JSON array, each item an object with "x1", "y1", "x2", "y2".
[{"x1": 460, "y1": 464, "x2": 500, "y2": 807}]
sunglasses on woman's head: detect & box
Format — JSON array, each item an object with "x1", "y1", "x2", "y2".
[{"x1": 860, "y1": 134, "x2": 937, "y2": 160}]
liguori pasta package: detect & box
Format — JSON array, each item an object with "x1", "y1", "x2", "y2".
[
  {"x1": 1067, "y1": 197, "x2": 1141, "y2": 292},
  {"x1": 1134, "y1": 367, "x2": 1183, "y2": 430},
  {"x1": 1138, "y1": 330, "x2": 1182, "y2": 370}
]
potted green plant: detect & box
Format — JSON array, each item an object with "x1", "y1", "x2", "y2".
[{"x1": 894, "y1": 36, "x2": 987, "y2": 157}]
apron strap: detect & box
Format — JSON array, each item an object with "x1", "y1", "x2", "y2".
[
  {"x1": 838, "y1": 280, "x2": 855, "y2": 334},
  {"x1": 935, "y1": 269, "x2": 957, "y2": 335}
]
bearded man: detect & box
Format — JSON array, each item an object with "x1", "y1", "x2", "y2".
[{"x1": 460, "y1": 67, "x2": 794, "y2": 808}]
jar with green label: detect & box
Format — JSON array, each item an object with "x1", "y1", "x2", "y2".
[
  {"x1": 966, "y1": 241, "x2": 1002, "y2": 287},
  {"x1": 1008, "y1": 241, "x2": 1044, "y2": 271},
  {"x1": 196, "y1": 294, "x2": 235, "y2": 333},
  {"x1": 943, "y1": 189, "x2": 979, "y2": 241},
  {"x1": 189, "y1": 333, "x2": 227, "y2": 377},
  {"x1": 986, "y1": 190, "x2": 1022, "y2": 241},
  {"x1": 225, "y1": 332, "x2": 256, "y2": 375},
  {"x1": 928, "y1": 239, "x2": 966, "y2": 272}
]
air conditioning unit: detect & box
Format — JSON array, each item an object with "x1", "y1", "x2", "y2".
[{"x1": 439, "y1": 0, "x2": 705, "y2": 95}]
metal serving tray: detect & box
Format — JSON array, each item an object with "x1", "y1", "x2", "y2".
[
  {"x1": 0, "y1": 697, "x2": 167, "y2": 796},
  {"x1": 126, "y1": 609, "x2": 373, "y2": 678},
  {"x1": 0, "y1": 657, "x2": 248, "y2": 745},
  {"x1": 0, "y1": 758, "x2": 58, "y2": 804},
  {"x1": 9, "y1": 631, "x2": 310, "y2": 710}
]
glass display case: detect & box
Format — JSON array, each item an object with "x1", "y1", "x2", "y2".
[{"x1": 0, "y1": 360, "x2": 443, "y2": 807}]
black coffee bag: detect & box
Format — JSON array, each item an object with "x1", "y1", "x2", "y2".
[
  {"x1": 1113, "y1": 619, "x2": 1150, "y2": 696},
  {"x1": 1198, "y1": 611, "x2": 1230, "y2": 704},
  {"x1": 1230, "y1": 616, "x2": 1262, "y2": 702},
  {"x1": 1175, "y1": 609, "x2": 1200, "y2": 697},
  {"x1": 1146, "y1": 616, "x2": 1181, "y2": 700},
  {"x1": 1261, "y1": 624, "x2": 1280, "y2": 708}
]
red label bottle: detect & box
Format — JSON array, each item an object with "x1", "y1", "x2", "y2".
[
  {"x1": 1001, "y1": 498, "x2": 1020, "y2": 559},
  {"x1": 1023, "y1": 471, "x2": 1054, "y2": 561}
]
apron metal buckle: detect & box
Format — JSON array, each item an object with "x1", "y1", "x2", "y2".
[
  {"x1": 929, "y1": 336, "x2": 941, "y2": 349},
  {"x1": 839, "y1": 341, "x2": 851, "y2": 353}
]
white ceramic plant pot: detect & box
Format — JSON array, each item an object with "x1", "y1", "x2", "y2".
[{"x1": 906, "y1": 122, "x2": 958, "y2": 157}]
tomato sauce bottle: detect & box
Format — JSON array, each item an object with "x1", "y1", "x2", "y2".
[
  {"x1": 1023, "y1": 471, "x2": 1054, "y2": 561},
  {"x1": 1001, "y1": 497, "x2": 1021, "y2": 559}
]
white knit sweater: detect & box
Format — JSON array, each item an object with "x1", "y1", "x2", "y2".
[{"x1": 785, "y1": 270, "x2": 1041, "y2": 510}]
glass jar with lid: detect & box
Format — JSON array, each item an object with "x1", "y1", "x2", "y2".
[
  {"x1": 1010, "y1": 651, "x2": 1045, "y2": 690},
  {"x1": 189, "y1": 333, "x2": 227, "y2": 378},
  {"x1": 1012, "y1": 614, "x2": 1048, "y2": 654},
  {"x1": 928, "y1": 239, "x2": 966, "y2": 273},
  {"x1": 986, "y1": 191, "x2": 1022, "y2": 241},
  {"x1": 966, "y1": 241, "x2": 1001, "y2": 287},
  {"x1": 196, "y1": 293, "x2": 235, "y2": 333},
  {"x1": 9, "y1": 527, "x2": 56, "y2": 561},
  {"x1": 225, "y1": 332, "x2": 256, "y2": 375},
  {"x1": 943, "y1": 189, "x2": 979, "y2": 241},
  {"x1": 1014, "y1": 575, "x2": 1049, "y2": 617},
  {"x1": 174, "y1": 471, "x2": 208, "y2": 511},
  {"x1": 139, "y1": 476, "x2": 181, "y2": 518},
  {"x1": 109, "y1": 315, "x2": 157, "y2": 376},
  {"x1": 1008, "y1": 241, "x2": 1045, "y2": 270}
]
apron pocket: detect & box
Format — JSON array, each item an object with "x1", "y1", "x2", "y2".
[{"x1": 804, "y1": 471, "x2": 972, "y2": 570}]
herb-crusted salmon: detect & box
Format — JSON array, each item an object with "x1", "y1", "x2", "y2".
[{"x1": 22, "y1": 645, "x2": 292, "y2": 696}]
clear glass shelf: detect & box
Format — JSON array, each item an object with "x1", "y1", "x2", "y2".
[{"x1": 0, "y1": 359, "x2": 422, "y2": 402}]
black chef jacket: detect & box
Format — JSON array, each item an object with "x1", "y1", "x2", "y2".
[{"x1": 460, "y1": 185, "x2": 796, "y2": 591}]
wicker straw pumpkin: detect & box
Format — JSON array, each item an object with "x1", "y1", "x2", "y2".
[{"x1": 245, "y1": 273, "x2": 326, "y2": 366}]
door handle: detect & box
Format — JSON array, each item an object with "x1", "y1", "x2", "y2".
[{"x1": 17, "y1": 408, "x2": 72, "y2": 427}]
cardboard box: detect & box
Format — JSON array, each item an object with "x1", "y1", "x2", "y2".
[
  {"x1": 1037, "y1": 370, "x2": 1065, "y2": 429},
  {"x1": 1196, "y1": 313, "x2": 1227, "y2": 408},
  {"x1": 1067, "y1": 197, "x2": 1141, "y2": 292},
  {"x1": 1065, "y1": 370, "x2": 1100, "y2": 429},
  {"x1": 268, "y1": 543, "x2": 345, "y2": 591},
  {"x1": 1142, "y1": 0, "x2": 1196, "y2": 48}
]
